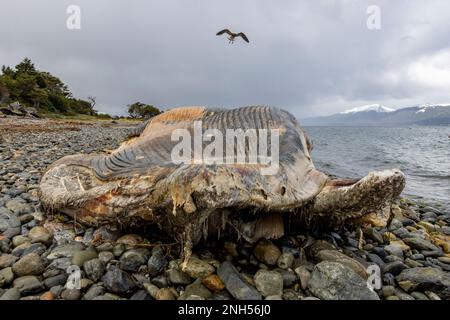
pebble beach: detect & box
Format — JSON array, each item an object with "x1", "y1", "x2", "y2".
[{"x1": 0, "y1": 117, "x2": 449, "y2": 300}]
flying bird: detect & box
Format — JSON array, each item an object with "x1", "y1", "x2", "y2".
[{"x1": 216, "y1": 29, "x2": 249, "y2": 44}]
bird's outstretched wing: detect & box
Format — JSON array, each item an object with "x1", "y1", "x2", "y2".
[
  {"x1": 237, "y1": 32, "x2": 249, "y2": 43},
  {"x1": 216, "y1": 29, "x2": 232, "y2": 36}
]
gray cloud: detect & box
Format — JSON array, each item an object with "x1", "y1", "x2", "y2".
[{"x1": 1, "y1": 0, "x2": 450, "y2": 117}]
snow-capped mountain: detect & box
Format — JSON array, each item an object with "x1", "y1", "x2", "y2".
[
  {"x1": 340, "y1": 104, "x2": 395, "y2": 114},
  {"x1": 415, "y1": 103, "x2": 450, "y2": 114},
  {"x1": 303, "y1": 103, "x2": 450, "y2": 126}
]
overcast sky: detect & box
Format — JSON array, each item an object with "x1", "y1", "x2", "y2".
[{"x1": 1, "y1": 0, "x2": 450, "y2": 117}]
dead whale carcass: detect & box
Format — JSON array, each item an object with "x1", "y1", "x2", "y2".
[{"x1": 39, "y1": 106, "x2": 405, "y2": 259}]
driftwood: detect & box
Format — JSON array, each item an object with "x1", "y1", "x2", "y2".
[{"x1": 39, "y1": 106, "x2": 405, "y2": 262}]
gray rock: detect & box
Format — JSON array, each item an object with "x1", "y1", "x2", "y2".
[
  {"x1": 151, "y1": 275, "x2": 170, "y2": 288},
  {"x1": 44, "y1": 273, "x2": 67, "y2": 289},
  {"x1": 384, "y1": 243, "x2": 405, "y2": 259},
  {"x1": 120, "y1": 249, "x2": 149, "y2": 272},
  {"x1": 5, "y1": 199, "x2": 31, "y2": 215},
  {"x1": 0, "y1": 254, "x2": 18, "y2": 268},
  {"x1": 315, "y1": 250, "x2": 367, "y2": 279},
  {"x1": 71, "y1": 250, "x2": 98, "y2": 267},
  {"x1": 28, "y1": 226, "x2": 52, "y2": 245},
  {"x1": 167, "y1": 268, "x2": 192, "y2": 285},
  {"x1": 83, "y1": 258, "x2": 105, "y2": 282},
  {"x1": 308, "y1": 262, "x2": 379, "y2": 300},
  {"x1": 274, "y1": 268, "x2": 298, "y2": 287},
  {"x1": 83, "y1": 285, "x2": 105, "y2": 300},
  {"x1": 0, "y1": 267, "x2": 14, "y2": 286},
  {"x1": 47, "y1": 243, "x2": 84, "y2": 260},
  {"x1": 294, "y1": 266, "x2": 311, "y2": 290},
  {"x1": 254, "y1": 269, "x2": 283, "y2": 297},
  {"x1": 217, "y1": 261, "x2": 261, "y2": 300},
  {"x1": 98, "y1": 251, "x2": 114, "y2": 264},
  {"x1": 403, "y1": 238, "x2": 443, "y2": 257},
  {"x1": 102, "y1": 266, "x2": 137, "y2": 294},
  {"x1": 13, "y1": 275, "x2": 44, "y2": 295},
  {"x1": 277, "y1": 252, "x2": 294, "y2": 269},
  {"x1": 61, "y1": 289, "x2": 81, "y2": 300},
  {"x1": 367, "y1": 253, "x2": 385, "y2": 267},
  {"x1": 396, "y1": 267, "x2": 450, "y2": 298},
  {"x1": 381, "y1": 285, "x2": 395, "y2": 298},
  {"x1": 130, "y1": 289, "x2": 152, "y2": 300},
  {"x1": 382, "y1": 261, "x2": 408, "y2": 276},
  {"x1": 147, "y1": 249, "x2": 168, "y2": 276},
  {"x1": 12, "y1": 235, "x2": 29, "y2": 247},
  {"x1": 0, "y1": 288, "x2": 21, "y2": 300},
  {"x1": 411, "y1": 291, "x2": 429, "y2": 300},
  {"x1": 12, "y1": 253, "x2": 45, "y2": 276}
]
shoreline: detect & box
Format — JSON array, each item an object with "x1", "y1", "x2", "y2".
[{"x1": 0, "y1": 117, "x2": 449, "y2": 300}]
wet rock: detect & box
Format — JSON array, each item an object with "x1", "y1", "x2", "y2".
[
  {"x1": 182, "y1": 257, "x2": 215, "y2": 279},
  {"x1": 120, "y1": 249, "x2": 149, "y2": 272},
  {"x1": 147, "y1": 248, "x2": 168, "y2": 276},
  {"x1": 254, "y1": 270, "x2": 283, "y2": 297},
  {"x1": 217, "y1": 261, "x2": 261, "y2": 300},
  {"x1": 396, "y1": 267, "x2": 450, "y2": 298},
  {"x1": 253, "y1": 239, "x2": 281, "y2": 266},
  {"x1": 102, "y1": 266, "x2": 137, "y2": 294},
  {"x1": 13, "y1": 275, "x2": 44, "y2": 295},
  {"x1": 315, "y1": 250, "x2": 367, "y2": 279},
  {"x1": 28, "y1": 226, "x2": 52, "y2": 245},
  {"x1": 308, "y1": 262, "x2": 379, "y2": 300},
  {"x1": 83, "y1": 258, "x2": 105, "y2": 282},
  {"x1": 12, "y1": 253, "x2": 45, "y2": 276}
]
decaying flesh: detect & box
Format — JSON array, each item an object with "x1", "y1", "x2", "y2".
[{"x1": 39, "y1": 106, "x2": 405, "y2": 262}]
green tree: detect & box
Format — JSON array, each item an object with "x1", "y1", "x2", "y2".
[{"x1": 128, "y1": 102, "x2": 161, "y2": 119}]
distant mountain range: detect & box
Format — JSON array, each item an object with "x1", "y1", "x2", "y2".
[{"x1": 302, "y1": 104, "x2": 450, "y2": 126}]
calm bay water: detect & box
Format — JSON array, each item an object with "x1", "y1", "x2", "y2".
[{"x1": 304, "y1": 126, "x2": 450, "y2": 207}]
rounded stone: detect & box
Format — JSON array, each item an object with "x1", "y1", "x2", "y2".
[
  {"x1": 28, "y1": 226, "x2": 53, "y2": 245},
  {"x1": 12, "y1": 253, "x2": 45, "y2": 276},
  {"x1": 254, "y1": 269, "x2": 283, "y2": 297}
]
